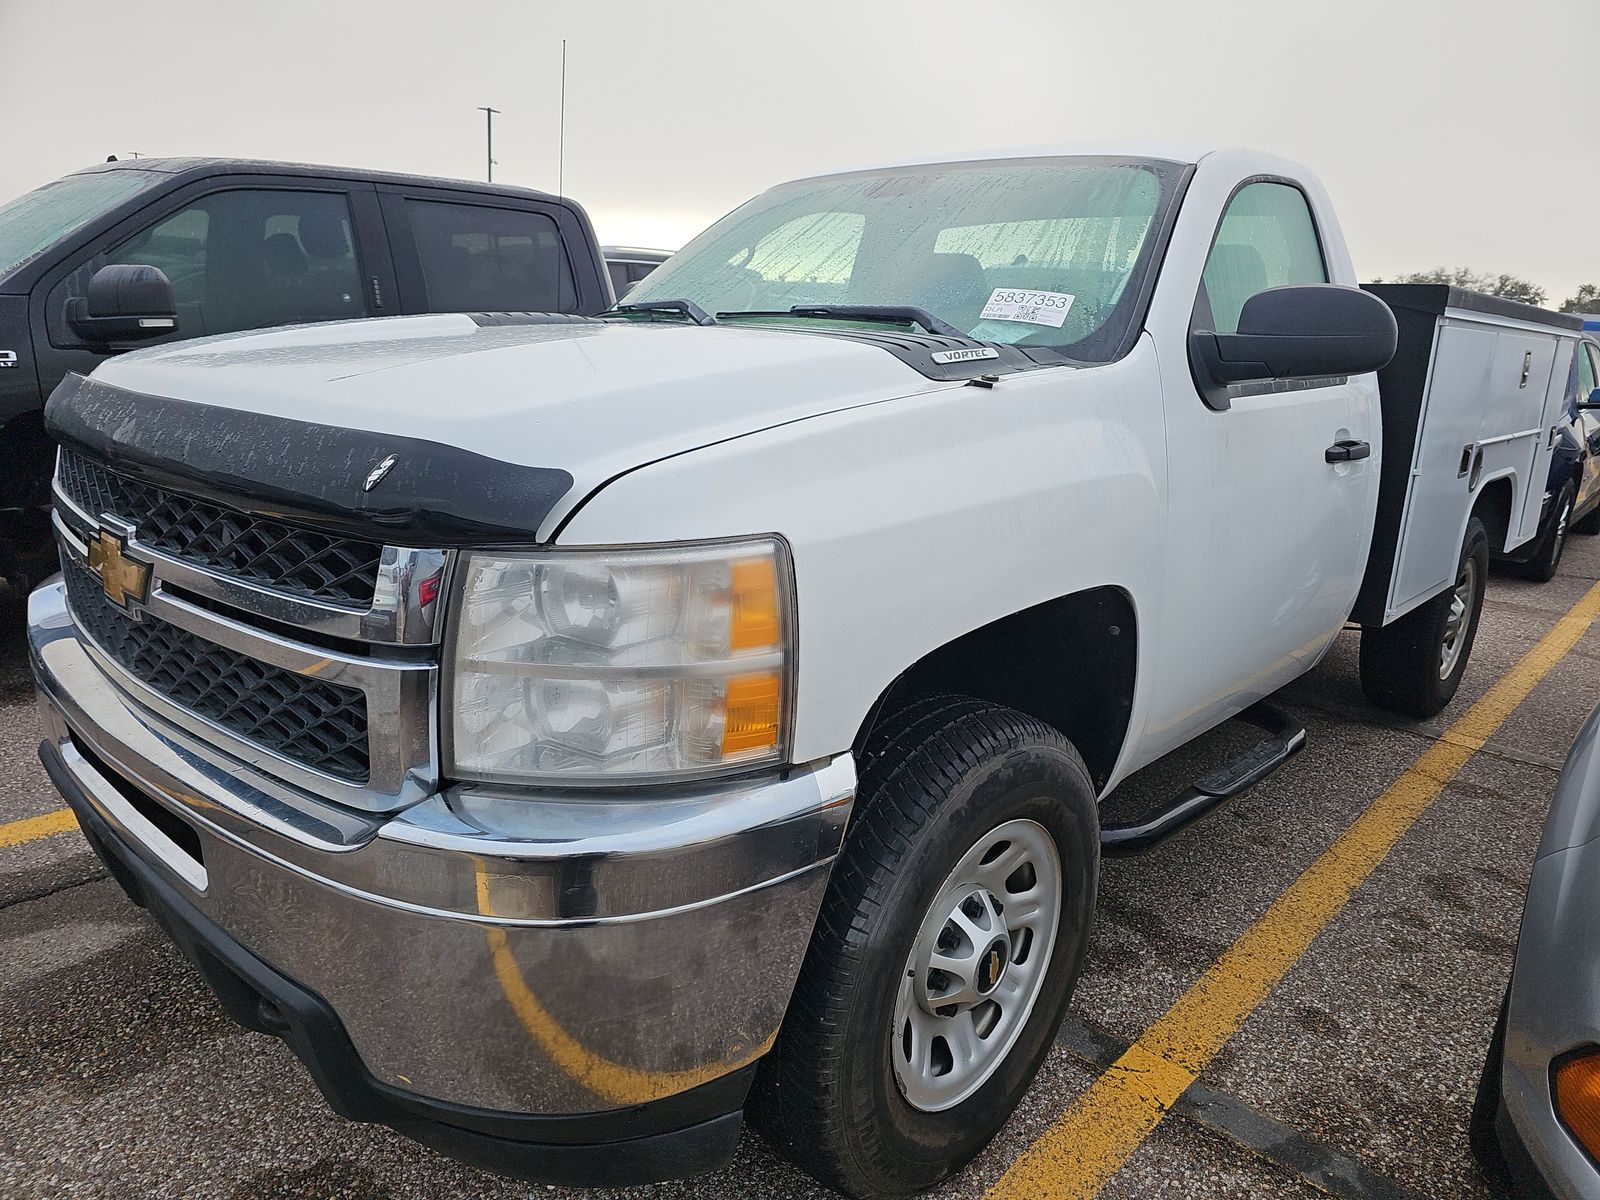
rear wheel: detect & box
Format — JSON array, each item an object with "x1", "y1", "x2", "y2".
[
  {"x1": 750, "y1": 696, "x2": 1098, "y2": 1198},
  {"x1": 1360, "y1": 516, "x2": 1489, "y2": 717},
  {"x1": 1575, "y1": 502, "x2": 1600, "y2": 537},
  {"x1": 1516, "y1": 481, "x2": 1573, "y2": 583}
]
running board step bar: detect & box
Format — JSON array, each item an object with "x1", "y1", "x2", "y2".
[{"x1": 1099, "y1": 701, "x2": 1307, "y2": 857}]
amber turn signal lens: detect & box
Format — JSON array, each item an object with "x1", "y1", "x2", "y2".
[
  {"x1": 1556, "y1": 1052, "x2": 1600, "y2": 1159},
  {"x1": 721, "y1": 672, "x2": 782, "y2": 755},
  {"x1": 729, "y1": 557, "x2": 782, "y2": 651}
]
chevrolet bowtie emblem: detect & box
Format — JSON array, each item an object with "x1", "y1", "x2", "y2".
[{"x1": 86, "y1": 530, "x2": 151, "y2": 609}]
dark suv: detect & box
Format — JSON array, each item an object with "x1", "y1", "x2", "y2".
[{"x1": 0, "y1": 158, "x2": 611, "y2": 594}]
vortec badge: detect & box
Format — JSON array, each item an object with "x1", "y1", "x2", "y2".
[
  {"x1": 930, "y1": 347, "x2": 999, "y2": 365},
  {"x1": 87, "y1": 530, "x2": 151, "y2": 609}
]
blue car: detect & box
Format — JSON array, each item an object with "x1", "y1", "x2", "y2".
[{"x1": 1498, "y1": 333, "x2": 1600, "y2": 580}]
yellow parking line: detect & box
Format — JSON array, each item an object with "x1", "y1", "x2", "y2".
[
  {"x1": 0, "y1": 807, "x2": 79, "y2": 850},
  {"x1": 990, "y1": 578, "x2": 1600, "y2": 1200}
]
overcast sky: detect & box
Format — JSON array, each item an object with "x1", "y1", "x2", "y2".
[{"x1": 2, "y1": 0, "x2": 1596, "y2": 303}]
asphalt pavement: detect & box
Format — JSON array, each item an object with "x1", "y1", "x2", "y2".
[{"x1": 3, "y1": 534, "x2": 1599, "y2": 1200}]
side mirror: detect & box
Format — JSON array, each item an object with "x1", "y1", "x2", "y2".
[
  {"x1": 1191, "y1": 284, "x2": 1398, "y2": 411},
  {"x1": 1580, "y1": 387, "x2": 1600, "y2": 411},
  {"x1": 67, "y1": 264, "x2": 178, "y2": 344}
]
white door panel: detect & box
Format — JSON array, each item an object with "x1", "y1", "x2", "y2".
[{"x1": 1150, "y1": 374, "x2": 1376, "y2": 752}]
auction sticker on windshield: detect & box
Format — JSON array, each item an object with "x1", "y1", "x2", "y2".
[{"x1": 980, "y1": 288, "x2": 1075, "y2": 327}]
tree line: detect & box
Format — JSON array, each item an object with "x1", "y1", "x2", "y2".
[{"x1": 1371, "y1": 267, "x2": 1598, "y2": 313}]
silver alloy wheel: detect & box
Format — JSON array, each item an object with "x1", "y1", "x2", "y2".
[
  {"x1": 891, "y1": 818, "x2": 1062, "y2": 1112},
  {"x1": 1555, "y1": 500, "x2": 1572, "y2": 556},
  {"x1": 1440, "y1": 556, "x2": 1478, "y2": 680}
]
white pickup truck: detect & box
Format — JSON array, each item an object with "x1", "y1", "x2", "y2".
[{"x1": 28, "y1": 144, "x2": 1585, "y2": 1197}]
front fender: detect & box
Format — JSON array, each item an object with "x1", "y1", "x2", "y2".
[{"x1": 556, "y1": 342, "x2": 1168, "y2": 771}]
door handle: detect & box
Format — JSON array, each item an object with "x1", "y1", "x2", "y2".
[{"x1": 1326, "y1": 439, "x2": 1371, "y2": 463}]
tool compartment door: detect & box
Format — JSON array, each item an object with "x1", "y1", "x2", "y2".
[
  {"x1": 1387, "y1": 320, "x2": 1496, "y2": 616},
  {"x1": 1513, "y1": 337, "x2": 1576, "y2": 544},
  {"x1": 1479, "y1": 330, "x2": 1559, "y2": 548}
]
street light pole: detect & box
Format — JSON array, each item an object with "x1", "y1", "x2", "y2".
[{"x1": 476, "y1": 106, "x2": 500, "y2": 182}]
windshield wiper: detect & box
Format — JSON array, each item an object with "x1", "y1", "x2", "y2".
[
  {"x1": 719, "y1": 304, "x2": 965, "y2": 338},
  {"x1": 608, "y1": 298, "x2": 716, "y2": 326}
]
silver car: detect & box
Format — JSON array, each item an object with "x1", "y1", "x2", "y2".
[{"x1": 1474, "y1": 702, "x2": 1600, "y2": 1198}]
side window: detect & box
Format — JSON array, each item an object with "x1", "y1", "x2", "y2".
[
  {"x1": 102, "y1": 190, "x2": 367, "y2": 338},
  {"x1": 1579, "y1": 342, "x2": 1598, "y2": 402},
  {"x1": 1200, "y1": 182, "x2": 1327, "y2": 334},
  {"x1": 105, "y1": 207, "x2": 209, "y2": 313},
  {"x1": 406, "y1": 201, "x2": 577, "y2": 313}
]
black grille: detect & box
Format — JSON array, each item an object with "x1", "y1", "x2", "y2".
[
  {"x1": 63, "y1": 559, "x2": 370, "y2": 782},
  {"x1": 57, "y1": 449, "x2": 383, "y2": 607}
]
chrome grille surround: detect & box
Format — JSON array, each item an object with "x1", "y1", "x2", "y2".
[
  {"x1": 54, "y1": 450, "x2": 449, "y2": 648},
  {"x1": 53, "y1": 449, "x2": 444, "y2": 811}
]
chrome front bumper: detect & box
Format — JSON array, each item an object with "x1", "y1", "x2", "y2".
[{"x1": 29, "y1": 578, "x2": 854, "y2": 1118}]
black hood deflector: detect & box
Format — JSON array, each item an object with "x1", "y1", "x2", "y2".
[{"x1": 46, "y1": 373, "x2": 574, "y2": 544}]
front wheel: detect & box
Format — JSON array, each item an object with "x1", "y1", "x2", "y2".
[
  {"x1": 1469, "y1": 990, "x2": 1512, "y2": 1191},
  {"x1": 750, "y1": 696, "x2": 1099, "y2": 1198},
  {"x1": 1360, "y1": 516, "x2": 1489, "y2": 718},
  {"x1": 0, "y1": 524, "x2": 31, "y2": 617}
]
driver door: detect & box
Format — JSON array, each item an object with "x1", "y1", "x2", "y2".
[{"x1": 1150, "y1": 180, "x2": 1378, "y2": 753}]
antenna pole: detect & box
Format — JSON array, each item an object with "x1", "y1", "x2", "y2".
[
  {"x1": 557, "y1": 40, "x2": 567, "y2": 200},
  {"x1": 477, "y1": 105, "x2": 500, "y2": 182}
]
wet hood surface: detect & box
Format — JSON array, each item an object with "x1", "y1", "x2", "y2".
[{"x1": 58, "y1": 314, "x2": 946, "y2": 541}]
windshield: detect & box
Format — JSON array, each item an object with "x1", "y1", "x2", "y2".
[
  {"x1": 0, "y1": 169, "x2": 164, "y2": 278},
  {"x1": 627, "y1": 156, "x2": 1187, "y2": 361}
]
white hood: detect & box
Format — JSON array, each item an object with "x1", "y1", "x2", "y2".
[{"x1": 90, "y1": 313, "x2": 949, "y2": 531}]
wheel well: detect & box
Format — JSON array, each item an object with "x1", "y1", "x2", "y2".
[
  {"x1": 853, "y1": 587, "x2": 1136, "y2": 792},
  {"x1": 1472, "y1": 475, "x2": 1514, "y2": 552}
]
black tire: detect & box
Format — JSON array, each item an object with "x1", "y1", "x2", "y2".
[
  {"x1": 1360, "y1": 516, "x2": 1489, "y2": 718},
  {"x1": 1575, "y1": 502, "x2": 1600, "y2": 537},
  {"x1": 750, "y1": 696, "x2": 1099, "y2": 1198},
  {"x1": 1516, "y1": 480, "x2": 1574, "y2": 583},
  {"x1": 1469, "y1": 990, "x2": 1512, "y2": 1193},
  {"x1": 0, "y1": 526, "x2": 30, "y2": 619}
]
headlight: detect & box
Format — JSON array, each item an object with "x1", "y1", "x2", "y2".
[{"x1": 444, "y1": 538, "x2": 793, "y2": 785}]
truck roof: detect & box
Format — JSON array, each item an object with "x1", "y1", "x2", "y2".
[
  {"x1": 828, "y1": 141, "x2": 1220, "y2": 177},
  {"x1": 72, "y1": 157, "x2": 570, "y2": 206},
  {"x1": 601, "y1": 246, "x2": 674, "y2": 260}
]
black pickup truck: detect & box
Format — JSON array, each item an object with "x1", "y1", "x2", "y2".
[{"x1": 0, "y1": 158, "x2": 612, "y2": 596}]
